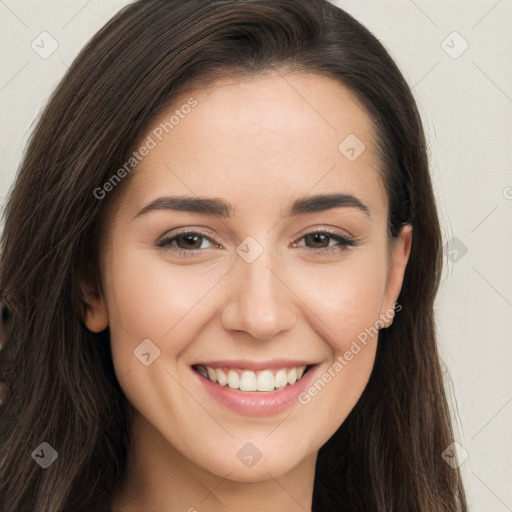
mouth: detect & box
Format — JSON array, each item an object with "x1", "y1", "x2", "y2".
[
  {"x1": 192, "y1": 363, "x2": 314, "y2": 392},
  {"x1": 191, "y1": 360, "x2": 319, "y2": 417}
]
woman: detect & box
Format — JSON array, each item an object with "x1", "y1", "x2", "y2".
[{"x1": 0, "y1": 0, "x2": 468, "y2": 510}]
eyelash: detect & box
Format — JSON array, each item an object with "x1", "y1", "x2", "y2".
[{"x1": 157, "y1": 229, "x2": 356, "y2": 257}]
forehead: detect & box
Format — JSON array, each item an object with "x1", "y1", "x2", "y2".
[{"x1": 121, "y1": 72, "x2": 387, "y2": 219}]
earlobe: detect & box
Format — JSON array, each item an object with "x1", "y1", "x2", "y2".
[
  {"x1": 379, "y1": 224, "x2": 413, "y2": 328},
  {"x1": 80, "y1": 281, "x2": 109, "y2": 333}
]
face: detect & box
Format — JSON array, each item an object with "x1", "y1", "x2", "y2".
[{"x1": 83, "y1": 72, "x2": 412, "y2": 482}]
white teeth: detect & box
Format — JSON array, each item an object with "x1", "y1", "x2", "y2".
[
  {"x1": 256, "y1": 370, "x2": 274, "y2": 391},
  {"x1": 207, "y1": 367, "x2": 217, "y2": 383},
  {"x1": 227, "y1": 370, "x2": 239, "y2": 389},
  {"x1": 240, "y1": 371, "x2": 257, "y2": 391},
  {"x1": 216, "y1": 368, "x2": 228, "y2": 386},
  {"x1": 198, "y1": 365, "x2": 310, "y2": 391},
  {"x1": 274, "y1": 369, "x2": 287, "y2": 389}
]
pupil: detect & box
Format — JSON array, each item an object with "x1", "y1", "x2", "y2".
[
  {"x1": 179, "y1": 234, "x2": 201, "y2": 249},
  {"x1": 307, "y1": 233, "x2": 328, "y2": 248}
]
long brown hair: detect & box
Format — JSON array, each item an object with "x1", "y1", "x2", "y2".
[{"x1": 0, "y1": 0, "x2": 467, "y2": 510}]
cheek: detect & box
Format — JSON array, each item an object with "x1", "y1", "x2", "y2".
[
  {"x1": 290, "y1": 248, "x2": 388, "y2": 353},
  {"x1": 288, "y1": 250, "x2": 387, "y2": 419},
  {"x1": 103, "y1": 246, "x2": 224, "y2": 371}
]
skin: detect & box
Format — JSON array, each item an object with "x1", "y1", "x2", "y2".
[{"x1": 82, "y1": 71, "x2": 412, "y2": 512}]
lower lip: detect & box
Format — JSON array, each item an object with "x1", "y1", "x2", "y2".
[{"x1": 193, "y1": 366, "x2": 317, "y2": 417}]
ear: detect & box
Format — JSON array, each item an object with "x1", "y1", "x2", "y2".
[
  {"x1": 80, "y1": 278, "x2": 109, "y2": 333},
  {"x1": 379, "y1": 223, "x2": 413, "y2": 328}
]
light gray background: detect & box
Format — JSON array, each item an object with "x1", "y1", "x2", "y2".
[{"x1": 1, "y1": 1, "x2": 511, "y2": 510}]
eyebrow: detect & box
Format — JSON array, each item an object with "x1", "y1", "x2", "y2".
[{"x1": 134, "y1": 192, "x2": 371, "y2": 220}]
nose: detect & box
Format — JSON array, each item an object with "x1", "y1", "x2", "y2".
[{"x1": 221, "y1": 249, "x2": 298, "y2": 341}]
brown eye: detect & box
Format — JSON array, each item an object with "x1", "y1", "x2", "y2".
[
  {"x1": 175, "y1": 233, "x2": 205, "y2": 250},
  {"x1": 304, "y1": 232, "x2": 331, "y2": 248},
  {"x1": 157, "y1": 230, "x2": 216, "y2": 255},
  {"x1": 294, "y1": 230, "x2": 355, "y2": 254}
]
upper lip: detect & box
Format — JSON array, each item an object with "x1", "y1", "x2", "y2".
[{"x1": 192, "y1": 360, "x2": 317, "y2": 371}]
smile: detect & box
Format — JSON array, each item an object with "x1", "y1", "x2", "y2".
[{"x1": 193, "y1": 364, "x2": 311, "y2": 392}]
